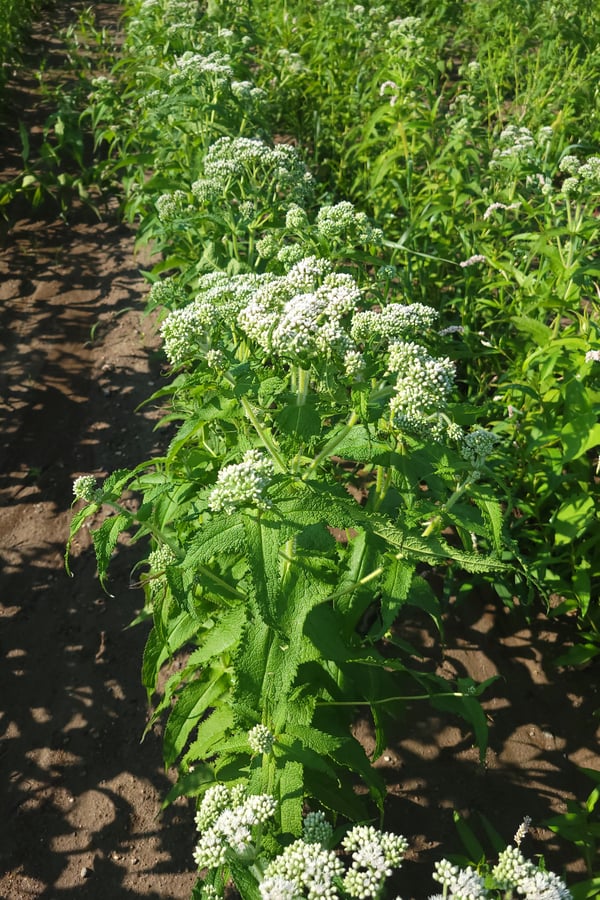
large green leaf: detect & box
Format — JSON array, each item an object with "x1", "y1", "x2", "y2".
[
  {"x1": 183, "y1": 706, "x2": 235, "y2": 766},
  {"x1": 163, "y1": 668, "x2": 229, "y2": 767},
  {"x1": 185, "y1": 605, "x2": 247, "y2": 667}
]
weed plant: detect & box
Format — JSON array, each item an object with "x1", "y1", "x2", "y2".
[{"x1": 62, "y1": 0, "x2": 600, "y2": 895}]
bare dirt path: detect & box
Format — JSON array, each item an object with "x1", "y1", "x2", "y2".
[
  {"x1": 0, "y1": 4, "x2": 196, "y2": 897},
  {"x1": 0, "y1": 4, "x2": 598, "y2": 899}
]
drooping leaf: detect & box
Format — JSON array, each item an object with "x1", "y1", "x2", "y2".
[
  {"x1": 163, "y1": 668, "x2": 229, "y2": 768},
  {"x1": 92, "y1": 512, "x2": 132, "y2": 587}
]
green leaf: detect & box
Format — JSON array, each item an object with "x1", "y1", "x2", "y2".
[
  {"x1": 551, "y1": 495, "x2": 595, "y2": 546},
  {"x1": 161, "y1": 763, "x2": 215, "y2": 808},
  {"x1": 163, "y1": 668, "x2": 229, "y2": 768},
  {"x1": 183, "y1": 706, "x2": 235, "y2": 766},
  {"x1": 186, "y1": 514, "x2": 246, "y2": 566},
  {"x1": 453, "y1": 810, "x2": 486, "y2": 863},
  {"x1": 186, "y1": 606, "x2": 247, "y2": 667},
  {"x1": 569, "y1": 877, "x2": 600, "y2": 900},
  {"x1": 373, "y1": 556, "x2": 414, "y2": 639},
  {"x1": 278, "y1": 759, "x2": 304, "y2": 838},
  {"x1": 276, "y1": 402, "x2": 321, "y2": 440},
  {"x1": 92, "y1": 513, "x2": 132, "y2": 587}
]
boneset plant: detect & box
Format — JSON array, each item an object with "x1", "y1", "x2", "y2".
[{"x1": 67, "y1": 0, "x2": 600, "y2": 894}]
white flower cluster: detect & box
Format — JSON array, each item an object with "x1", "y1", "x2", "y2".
[
  {"x1": 482, "y1": 201, "x2": 521, "y2": 220},
  {"x1": 167, "y1": 50, "x2": 233, "y2": 87},
  {"x1": 193, "y1": 783, "x2": 277, "y2": 870},
  {"x1": 492, "y1": 846, "x2": 571, "y2": 899},
  {"x1": 146, "y1": 544, "x2": 176, "y2": 596},
  {"x1": 286, "y1": 204, "x2": 310, "y2": 231},
  {"x1": 260, "y1": 839, "x2": 343, "y2": 900},
  {"x1": 208, "y1": 450, "x2": 274, "y2": 515},
  {"x1": 490, "y1": 125, "x2": 536, "y2": 167},
  {"x1": 432, "y1": 858, "x2": 487, "y2": 898},
  {"x1": 559, "y1": 154, "x2": 600, "y2": 196},
  {"x1": 237, "y1": 256, "x2": 361, "y2": 365},
  {"x1": 585, "y1": 349, "x2": 600, "y2": 363},
  {"x1": 155, "y1": 189, "x2": 192, "y2": 223},
  {"x1": 160, "y1": 300, "x2": 214, "y2": 365},
  {"x1": 316, "y1": 201, "x2": 383, "y2": 246},
  {"x1": 387, "y1": 15, "x2": 425, "y2": 54},
  {"x1": 160, "y1": 271, "x2": 274, "y2": 365},
  {"x1": 248, "y1": 724, "x2": 275, "y2": 755},
  {"x1": 387, "y1": 341, "x2": 455, "y2": 435},
  {"x1": 147, "y1": 544, "x2": 176, "y2": 573},
  {"x1": 202, "y1": 137, "x2": 315, "y2": 207},
  {"x1": 231, "y1": 80, "x2": 266, "y2": 104},
  {"x1": 73, "y1": 474, "x2": 98, "y2": 502},
  {"x1": 351, "y1": 302, "x2": 438, "y2": 344},
  {"x1": 341, "y1": 825, "x2": 408, "y2": 899}
]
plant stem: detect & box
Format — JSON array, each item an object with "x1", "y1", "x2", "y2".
[{"x1": 303, "y1": 410, "x2": 359, "y2": 478}]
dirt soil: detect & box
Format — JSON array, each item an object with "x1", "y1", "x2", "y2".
[{"x1": 0, "y1": 4, "x2": 598, "y2": 899}]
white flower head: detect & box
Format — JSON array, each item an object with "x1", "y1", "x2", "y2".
[
  {"x1": 208, "y1": 450, "x2": 275, "y2": 514},
  {"x1": 248, "y1": 724, "x2": 275, "y2": 755},
  {"x1": 73, "y1": 474, "x2": 98, "y2": 502}
]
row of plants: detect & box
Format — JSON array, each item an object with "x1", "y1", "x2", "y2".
[
  {"x1": 0, "y1": 0, "x2": 42, "y2": 93},
  {"x1": 60, "y1": 0, "x2": 599, "y2": 897}
]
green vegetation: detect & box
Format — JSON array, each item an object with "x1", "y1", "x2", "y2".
[
  {"x1": 3, "y1": 0, "x2": 594, "y2": 895},
  {"x1": 0, "y1": 0, "x2": 41, "y2": 92}
]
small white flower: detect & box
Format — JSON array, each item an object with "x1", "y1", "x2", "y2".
[
  {"x1": 73, "y1": 474, "x2": 98, "y2": 502},
  {"x1": 460, "y1": 254, "x2": 487, "y2": 268},
  {"x1": 585, "y1": 349, "x2": 600, "y2": 362}
]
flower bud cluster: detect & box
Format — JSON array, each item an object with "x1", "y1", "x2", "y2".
[
  {"x1": 559, "y1": 154, "x2": 600, "y2": 196},
  {"x1": 302, "y1": 811, "x2": 333, "y2": 846},
  {"x1": 208, "y1": 450, "x2": 274, "y2": 515},
  {"x1": 160, "y1": 271, "x2": 275, "y2": 365},
  {"x1": 460, "y1": 428, "x2": 499, "y2": 467},
  {"x1": 316, "y1": 201, "x2": 383, "y2": 246},
  {"x1": 237, "y1": 257, "x2": 361, "y2": 366},
  {"x1": 146, "y1": 276, "x2": 188, "y2": 312},
  {"x1": 167, "y1": 50, "x2": 233, "y2": 87},
  {"x1": 202, "y1": 137, "x2": 315, "y2": 207},
  {"x1": 73, "y1": 474, "x2": 98, "y2": 503},
  {"x1": 432, "y1": 858, "x2": 486, "y2": 898},
  {"x1": 490, "y1": 125, "x2": 536, "y2": 167},
  {"x1": 260, "y1": 839, "x2": 343, "y2": 900},
  {"x1": 193, "y1": 783, "x2": 277, "y2": 871},
  {"x1": 248, "y1": 723, "x2": 275, "y2": 755},
  {"x1": 155, "y1": 189, "x2": 193, "y2": 223},
  {"x1": 387, "y1": 341, "x2": 455, "y2": 435},
  {"x1": 341, "y1": 825, "x2": 408, "y2": 899},
  {"x1": 148, "y1": 544, "x2": 176, "y2": 573},
  {"x1": 492, "y1": 846, "x2": 571, "y2": 898},
  {"x1": 351, "y1": 302, "x2": 438, "y2": 344}
]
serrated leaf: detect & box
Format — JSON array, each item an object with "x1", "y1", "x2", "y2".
[
  {"x1": 276, "y1": 402, "x2": 321, "y2": 439},
  {"x1": 278, "y1": 759, "x2": 304, "y2": 837},
  {"x1": 186, "y1": 514, "x2": 246, "y2": 567},
  {"x1": 186, "y1": 606, "x2": 247, "y2": 667},
  {"x1": 373, "y1": 556, "x2": 414, "y2": 639},
  {"x1": 183, "y1": 706, "x2": 235, "y2": 766},
  {"x1": 163, "y1": 669, "x2": 229, "y2": 768},
  {"x1": 92, "y1": 513, "x2": 132, "y2": 587}
]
